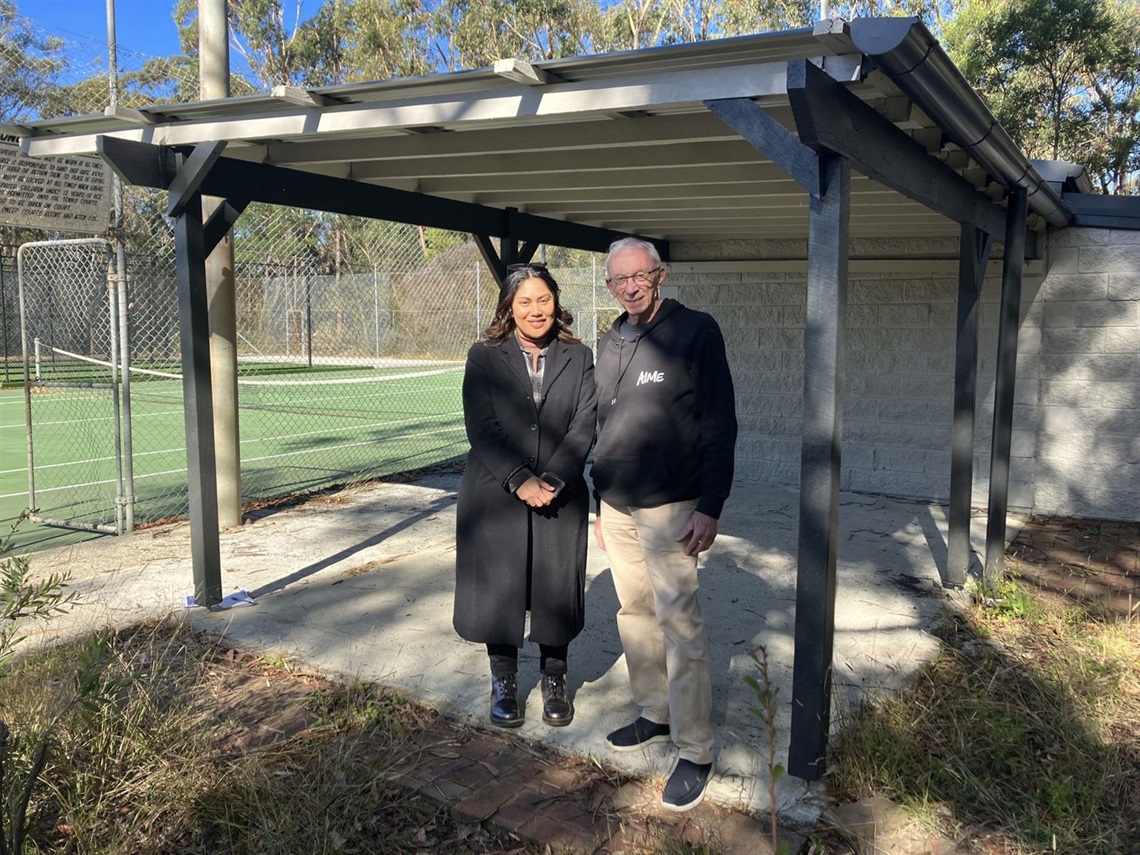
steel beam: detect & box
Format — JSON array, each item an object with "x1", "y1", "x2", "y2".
[
  {"x1": 985, "y1": 187, "x2": 1028, "y2": 580},
  {"x1": 704, "y1": 98, "x2": 820, "y2": 196},
  {"x1": 789, "y1": 154, "x2": 850, "y2": 781},
  {"x1": 785, "y1": 58, "x2": 1008, "y2": 241},
  {"x1": 203, "y1": 198, "x2": 249, "y2": 257},
  {"x1": 96, "y1": 137, "x2": 667, "y2": 257},
  {"x1": 947, "y1": 224, "x2": 992, "y2": 586},
  {"x1": 172, "y1": 189, "x2": 223, "y2": 608}
]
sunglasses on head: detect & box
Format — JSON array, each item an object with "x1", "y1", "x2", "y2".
[{"x1": 506, "y1": 262, "x2": 549, "y2": 272}]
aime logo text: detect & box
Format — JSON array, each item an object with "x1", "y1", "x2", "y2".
[{"x1": 636, "y1": 370, "x2": 665, "y2": 386}]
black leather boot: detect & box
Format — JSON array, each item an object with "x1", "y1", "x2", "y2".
[
  {"x1": 490, "y1": 674, "x2": 523, "y2": 728},
  {"x1": 541, "y1": 674, "x2": 573, "y2": 726}
]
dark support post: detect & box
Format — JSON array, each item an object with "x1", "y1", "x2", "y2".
[
  {"x1": 789, "y1": 154, "x2": 850, "y2": 781},
  {"x1": 173, "y1": 191, "x2": 223, "y2": 607},
  {"x1": 984, "y1": 187, "x2": 1028, "y2": 581},
  {"x1": 947, "y1": 224, "x2": 992, "y2": 586}
]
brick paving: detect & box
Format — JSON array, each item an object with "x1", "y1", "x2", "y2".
[
  {"x1": 1006, "y1": 517, "x2": 1139, "y2": 618},
  {"x1": 380, "y1": 716, "x2": 802, "y2": 854}
]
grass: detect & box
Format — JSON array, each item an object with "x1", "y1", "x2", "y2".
[
  {"x1": 3, "y1": 620, "x2": 545, "y2": 854},
  {"x1": 3, "y1": 619, "x2": 735, "y2": 855},
  {"x1": 824, "y1": 572, "x2": 1140, "y2": 854}
]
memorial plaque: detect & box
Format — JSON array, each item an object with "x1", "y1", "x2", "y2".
[{"x1": 0, "y1": 135, "x2": 112, "y2": 233}]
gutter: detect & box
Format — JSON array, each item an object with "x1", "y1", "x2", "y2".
[{"x1": 847, "y1": 16, "x2": 1074, "y2": 229}]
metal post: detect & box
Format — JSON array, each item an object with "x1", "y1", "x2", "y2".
[
  {"x1": 174, "y1": 193, "x2": 223, "y2": 607},
  {"x1": 475, "y1": 264, "x2": 481, "y2": 337},
  {"x1": 306, "y1": 270, "x2": 313, "y2": 369},
  {"x1": 107, "y1": 0, "x2": 135, "y2": 533},
  {"x1": 789, "y1": 154, "x2": 850, "y2": 781},
  {"x1": 105, "y1": 249, "x2": 126, "y2": 535},
  {"x1": 0, "y1": 256, "x2": 9, "y2": 385},
  {"x1": 984, "y1": 187, "x2": 1028, "y2": 581},
  {"x1": 373, "y1": 267, "x2": 380, "y2": 358},
  {"x1": 946, "y1": 224, "x2": 991, "y2": 585},
  {"x1": 200, "y1": 0, "x2": 241, "y2": 529}
]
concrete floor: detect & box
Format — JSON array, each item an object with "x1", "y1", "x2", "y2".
[{"x1": 22, "y1": 473, "x2": 1005, "y2": 823}]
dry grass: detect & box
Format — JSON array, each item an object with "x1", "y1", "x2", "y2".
[
  {"x1": 826, "y1": 575, "x2": 1140, "y2": 854},
  {"x1": 3, "y1": 620, "x2": 544, "y2": 854}
]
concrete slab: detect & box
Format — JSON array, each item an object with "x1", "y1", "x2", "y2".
[{"x1": 19, "y1": 473, "x2": 1014, "y2": 824}]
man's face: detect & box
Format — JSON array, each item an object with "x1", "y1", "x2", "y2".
[{"x1": 606, "y1": 247, "x2": 664, "y2": 323}]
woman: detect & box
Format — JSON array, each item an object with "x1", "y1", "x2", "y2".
[{"x1": 454, "y1": 263, "x2": 597, "y2": 728}]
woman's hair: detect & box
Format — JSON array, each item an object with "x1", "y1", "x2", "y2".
[{"x1": 483, "y1": 264, "x2": 580, "y2": 344}]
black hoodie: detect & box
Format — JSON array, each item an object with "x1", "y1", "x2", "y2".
[{"x1": 591, "y1": 298, "x2": 737, "y2": 518}]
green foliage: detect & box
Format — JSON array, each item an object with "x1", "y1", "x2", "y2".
[
  {"x1": 945, "y1": 0, "x2": 1140, "y2": 193},
  {"x1": 0, "y1": 0, "x2": 64, "y2": 122},
  {"x1": 0, "y1": 521, "x2": 124, "y2": 855},
  {"x1": 0, "y1": 521, "x2": 76, "y2": 674},
  {"x1": 972, "y1": 575, "x2": 1041, "y2": 621}
]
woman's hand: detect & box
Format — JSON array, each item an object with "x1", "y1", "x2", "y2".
[{"x1": 515, "y1": 476, "x2": 556, "y2": 508}]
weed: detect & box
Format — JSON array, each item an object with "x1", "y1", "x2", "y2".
[{"x1": 745, "y1": 644, "x2": 789, "y2": 855}]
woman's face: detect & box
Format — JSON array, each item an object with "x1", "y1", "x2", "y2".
[{"x1": 511, "y1": 276, "x2": 556, "y2": 343}]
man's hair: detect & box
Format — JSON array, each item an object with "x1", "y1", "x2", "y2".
[{"x1": 605, "y1": 237, "x2": 664, "y2": 275}]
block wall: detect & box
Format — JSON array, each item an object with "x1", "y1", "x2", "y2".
[
  {"x1": 672, "y1": 229, "x2": 1138, "y2": 521},
  {"x1": 670, "y1": 237, "x2": 1043, "y2": 511},
  {"x1": 1032, "y1": 228, "x2": 1139, "y2": 520}
]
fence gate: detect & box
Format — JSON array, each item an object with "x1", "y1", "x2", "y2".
[{"x1": 17, "y1": 238, "x2": 133, "y2": 534}]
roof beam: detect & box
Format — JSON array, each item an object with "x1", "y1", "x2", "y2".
[
  {"x1": 24, "y1": 59, "x2": 797, "y2": 158},
  {"x1": 408, "y1": 163, "x2": 802, "y2": 195},
  {"x1": 265, "y1": 112, "x2": 743, "y2": 165},
  {"x1": 705, "y1": 98, "x2": 820, "y2": 195},
  {"x1": 493, "y1": 58, "x2": 565, "y2": 86},
  {"x1": 348, "y1": 139, "x2": 770, "y2": 180},
  {"x1": 95, "y1": 137, "x2": 665, "y2": 257},
  {"x1": 786, "y1": 58, "x2": 1008, "y2": 240}
]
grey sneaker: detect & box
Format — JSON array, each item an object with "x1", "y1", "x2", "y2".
[
  {"x1": 605, "y1": 716, "x2": 671, "y2": 752},
  {"x1": 661, "y1": 759, "x2": 713, "y2": 812}
]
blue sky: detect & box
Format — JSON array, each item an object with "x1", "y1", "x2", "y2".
[
  {"x1": 18, "y1": 0, "x2": 192, "y2": 58},
  {"x1": 15, "y1": 0, "x2": 318, "y2": 58}
]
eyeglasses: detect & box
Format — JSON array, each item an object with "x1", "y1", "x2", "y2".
[
  {"x1": 507, "y1": 262, "x2": 548, "y2": 272},
  {"x1": 606, "y1": 267, "x2": 662, "y2": 287}
]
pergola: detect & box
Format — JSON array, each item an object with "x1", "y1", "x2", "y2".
[{"x1": 17, "y1": 16, "x2": 1075, "y2": 779}]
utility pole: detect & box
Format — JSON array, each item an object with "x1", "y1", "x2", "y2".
[{"x1": 199, "y1": 0, "x2": 242, "y2": 529}]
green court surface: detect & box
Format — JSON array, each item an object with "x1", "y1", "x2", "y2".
[{"x1": 0, "y1": 363, "x2": 466, "y2": 556}]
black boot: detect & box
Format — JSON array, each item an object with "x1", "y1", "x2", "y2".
[
  {"x1": 490, "y1": 674, "x2": 523, "y2": 728},
  {"x1": 541, "y1": 674, "x2": 573, "y2": 726}
]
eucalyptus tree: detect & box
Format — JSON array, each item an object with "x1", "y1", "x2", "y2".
[
  {"x1": 0, "y1": 0, "x2": 65, "y2": 122},
  {"x1": 945, "y1": 0, "x2": 1139, "y2": 193}
]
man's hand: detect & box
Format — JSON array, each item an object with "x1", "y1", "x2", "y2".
[
  {"x1": 677, "y1": 511, "x2": 718, "y2": 556},
  {"x1": 593, "y1": 515, "x2": 606, "y2": 551},
  {"x1": 515, "y1": 476, "x2": 556, "y2": 508}
]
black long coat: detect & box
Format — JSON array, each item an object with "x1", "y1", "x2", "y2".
[{"x1": 453, "y1": 337, "x2": 597, "y2": 647}]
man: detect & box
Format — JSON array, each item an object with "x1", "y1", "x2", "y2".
[{"x1": 592, "y1": 237, "x2": 737, "y2": 812}]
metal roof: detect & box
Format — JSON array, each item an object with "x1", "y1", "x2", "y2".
[{"x1": 16, "y1": 18, "x2": 1068, "y2": 248}]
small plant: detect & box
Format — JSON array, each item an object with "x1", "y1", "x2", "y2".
[
  {"x1": 745, "y1": 644, "x2": 788, "y2": 855},
  {"x1": 972, "y1": 576, "x2": 1038, "y2": 620},
  {"x1": 0, "y1": 518, "x2": 119, "y2": 855}
]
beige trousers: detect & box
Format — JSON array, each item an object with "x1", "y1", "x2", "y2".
[{"x1": 600, "y1": 498, "x2": 714, "y2": 765}]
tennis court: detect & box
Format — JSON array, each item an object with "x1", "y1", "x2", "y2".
[{"x1": 0, "y1": 359, "x2": 467, "y2": 555}]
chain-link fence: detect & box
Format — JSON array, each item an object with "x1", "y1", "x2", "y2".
[{"x1": 1, "y1": 14, "x2": 612, "y2": 540}]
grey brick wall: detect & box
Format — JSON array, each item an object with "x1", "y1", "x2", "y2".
[
  {"x1": 673, "y1": 265, "x2": 1038, "y2": 507},
  {"x1": 1033, "y1": 228, "x2": 1139, "y2": 520},
  {"x1": 669, "y1": 228, "x2": 1137, "y2": 521}
]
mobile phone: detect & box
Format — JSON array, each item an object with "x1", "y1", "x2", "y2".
[{"x1": 540, "y1": 471, "x2": 566, "y2": 497}]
